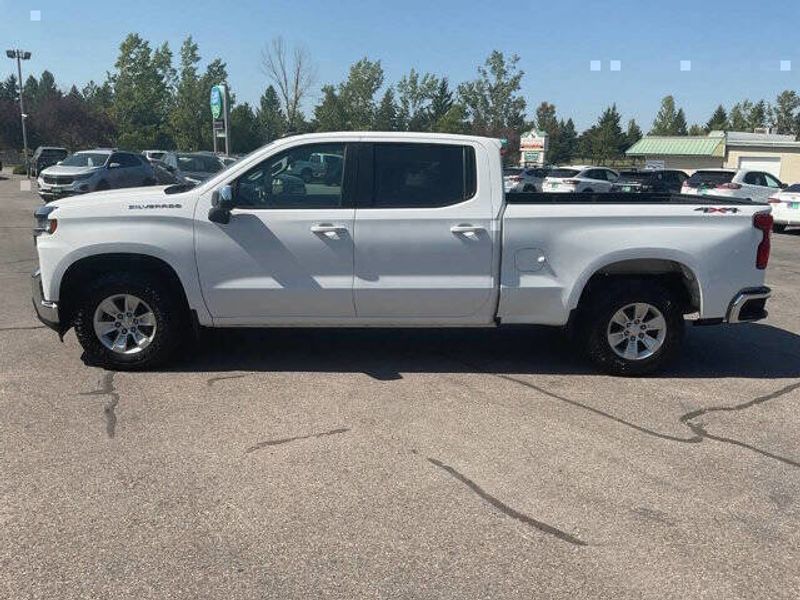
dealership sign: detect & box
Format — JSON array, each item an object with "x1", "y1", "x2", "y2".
[
  {"x1": 519, "y1": 130, "x2": 548, "y2": 166},
  {"x1": 210, "y1": 85, "x2": 224, "y2": 119}
]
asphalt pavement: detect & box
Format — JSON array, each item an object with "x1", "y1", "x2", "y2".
[{"x1": 1, "y1": 173, "x2": 799, "y2": 599}]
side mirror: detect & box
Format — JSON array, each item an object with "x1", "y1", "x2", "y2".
[
  {"x1": 209, "y1": 184, "x2": 235, "y2": 224},
  {"x1": 780, "y1": 182, "x2": 788, "y2": 189},
  {"x1": 108, "y1": 162, "x2": 121, "y2": 169}
]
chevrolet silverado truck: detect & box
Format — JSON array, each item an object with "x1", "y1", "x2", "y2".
[{"x1": 32, "y1": 132, "x2": 773, "y2": 375}]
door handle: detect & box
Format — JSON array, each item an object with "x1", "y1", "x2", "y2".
[
  {"x1": 450, "y1": 224, "x2": 484, "y2": 235},
  {"x1": 311, "y1": 223, "x2": 348, "y2": 236}
]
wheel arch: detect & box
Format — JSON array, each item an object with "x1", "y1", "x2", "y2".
[
  {"x1": 58, "y1": 253, "x2": 192, "y2": 327},
  {"x1": 570, "y1": 256, "x2": 703, "y2": 317}
]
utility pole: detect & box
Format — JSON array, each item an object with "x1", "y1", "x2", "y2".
[{"x1": 6, "y1": 49, "x2": 32, "y2": 177}]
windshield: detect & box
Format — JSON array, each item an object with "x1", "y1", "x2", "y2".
[
  {"x1": 503, "y1": 168, "x2": 523, "y2": 176},
  {"x1": 548, "y1": 168, "x2": 580, "y2": 179},
  {"x1": 60, "y1": 152, "x2": 109, "y2": 167},
  {"x1": 686, "y1": 171, "x2": 734, "y2": 187},
  {"x1": 617, "y1": 171, "x2": 653, "y2": 182},
  {"x1": 176, "y1": 154, "x2": 224, "y2": 173}
]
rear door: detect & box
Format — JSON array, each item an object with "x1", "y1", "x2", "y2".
[{"x1": 352, "y1": 141, "x2": 497, "y2": 322}]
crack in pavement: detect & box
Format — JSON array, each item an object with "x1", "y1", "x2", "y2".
[
  {"x1": 427, "y1": 457, "x2": 587, "y2": 546},
  {"x1": 207, "y1": 373, "x2": 248, "y2": 387},
  {"x1": 679, "y1": 381, "x2": 800, "y2": 468},
  {"x1": 246, "y1": 427, "x2": 350, "y2": 453},
  {"x1": 0, "y1": 325, "x2": 46, "y2": 332},
  {"x1": 80, "y1": 372, "x2": 119, "y2": 438},
  {"x1": 443, "y1": 354, "x2": 800, "y2": 468}
]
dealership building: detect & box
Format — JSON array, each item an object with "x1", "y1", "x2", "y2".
[{"x1": 626, "y1": 131, "x2": 800, "y2": 183}]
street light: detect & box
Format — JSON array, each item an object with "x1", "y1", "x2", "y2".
[{"x1": 6, "y1": 49, "x2": 32, "y2": 177}]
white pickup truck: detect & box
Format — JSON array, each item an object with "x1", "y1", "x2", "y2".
[{"x1": 32, "y1": 132, "x2": 773, "y2": 375}]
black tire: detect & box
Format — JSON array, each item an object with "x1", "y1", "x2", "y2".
[
  {"x1": 95, "y1": 180, "x2": 110, "y2": 191},
  {"x1": 142, "y1": 177, "x2": 156, "y2": 186},
  {"x1": 523, "y1": 184, "x2": 535, "y2": 192},
  {"x1": 582, "y1": 188, "x2": 594, "y2": 193},
  {"x1": 73, "y1": 273, "x2": 187, "y2": 371},
  {"x1": 301, "y1": 168, "x2": 312, "y2": 183},
  {"x1": 580, "y1": 279, "x2": 685, "y2": 376},
  {"x1": 774, "y1": 224, "x2": 787, "y2": 234}
]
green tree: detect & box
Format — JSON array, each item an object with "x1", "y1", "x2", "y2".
[
  {"x1": 168, "y1": 37, "x2": 205, "y2": 150},
  {"x1": 706, "y1": 104, "x2": 728, "y2": 132},
  {"x1": 339, "y1": 57, "x2": 384, "y2": 130},
  {"x1": 688, "y1": 124, "x2": 706, "y2": 136},
  {"x1": 674, "y1": 108, "x2": 688, "y2": 135},
  {"x1": 651, "y1": 95, "x2": 679, "y2": 135},
  {"x1": 433, "y1": 104, "x2": 469, "y2": 134},
  {"x1": 396, "y1": 68, "x2": 438, "y2": 131},
  {"x1": 624, "y1": 119, "x2": 643, "y2": 149},
  {"x1": 773, "y1": 90, "x2": 800, "y2": 135},
  {"x1": 588, "y1": 104, "x2": 627, "y2": 160},
  {"x1": 429, "y1": 78, "x2": 454, "y2": 126},
  {"x1": 257, "y1": 85, "x2": 285, "y2": 141},
  {"x1": 458, "y1": 50, "x2": 526, "y2": 137},
  {"x1": 110, "y1": 33, "x2": 174, "y2": 149},
  {"x1": 313, "y1": 84, "x2": 347, "y2": 132},
  {"x1": 549, "y1": 118, "x2": 577, "y2": 165},
  {"x1": 230, "y1": 102, "x2": 263, "y2": 153},
  {"x1": 748, "y1": 99, "x2": 769, "y2": 130},
  {"x1": 728, "y1": 100, "x2": 753, "y2": 131},
  {"x1": 374, "y1": 88, "x2": 400, "y2": 131}
]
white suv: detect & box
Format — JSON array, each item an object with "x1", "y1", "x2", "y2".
[
  {"x1": 681, "y1": 169, "x2": 784, "y2": 203},
  {"x1": 768, "y1": 183, "x2": 800, "y2": 233},
  {"x1": 503, "y1": 167, "x2": 550, "y2": 192},
  {"x1": 543, "y1": 166, "x2": 619, "y2": 193}
]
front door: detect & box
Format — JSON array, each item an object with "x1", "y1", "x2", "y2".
[
  {"x1": 195, "y1": 142, "x2": 356, "y2": 322},
  {"x1": 353, "y1": 142, "x2": 496, "y2": 321}
]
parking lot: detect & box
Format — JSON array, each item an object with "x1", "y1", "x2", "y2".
[{"x1": 2, "y1": 172, "x2": 799, "y2": 599}]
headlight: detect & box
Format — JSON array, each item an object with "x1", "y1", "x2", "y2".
[{"x1": 33, "y1": 205, "x2": 58, "y2": 236}]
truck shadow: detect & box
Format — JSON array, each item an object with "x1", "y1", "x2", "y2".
[{"x1": 168, "y1": 322, "x2": 800, "y2": 380}]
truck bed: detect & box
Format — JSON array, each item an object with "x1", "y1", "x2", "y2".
[{"x1": 505, "y1": 192, "x2": 766, "y2": 205}]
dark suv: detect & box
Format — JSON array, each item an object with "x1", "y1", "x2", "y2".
[
  {"x1": 31, "y1": 146, "x2": 69, "y2": 177},
  {"x1": 611, "y1": 169, "x2": 688, "y2": 194}
]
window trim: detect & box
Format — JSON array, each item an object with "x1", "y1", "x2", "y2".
[
  {"x1": 231, "y1": 142, "x2": 353, "y2": 210},
  {"x1": 356, "y1": 142, "x2": 478, "y2": 209}
]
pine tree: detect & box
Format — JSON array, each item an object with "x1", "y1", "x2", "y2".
[
  {"x1": 706, "y1": 105, "x2": 728, "y2": 132},
  {"x1": 374, "y1": 88, "x2": 399, "y2": 131},
  {"x1": 624, "y1": 119, "x2": 642, "y2": 149},
  {"x1": 651, "y1": 96, "x2": 678, "y2": 135},
  {"x1": 674, "y1": 108, "x2": 688, "y2": 135},
  {"x1": 257, "y1": 85, "x2": 285, "y2": 141},
  {"x1": 773, "y1": 91, "x2": 800, "y2": 135}
]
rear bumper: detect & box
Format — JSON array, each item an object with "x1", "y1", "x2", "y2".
[
  {"x1": 31, "y1": 269, "x2": 61, "y2": 332},
  {"x1": 726, "y1": 286, "x2": 771, "y2": 323}
]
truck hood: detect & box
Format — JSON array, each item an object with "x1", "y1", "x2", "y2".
[
  {"x1": 49, "y1": 185, "x2": 177, "y2": 211},
  {"x1": 40, "y1": 165, "x2": 103, "y2": 177}
]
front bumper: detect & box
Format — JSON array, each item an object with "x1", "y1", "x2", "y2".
[
  {"x1": 726, "y1": 286, "x2": 771, "y2": 323},
  {"x1": 31, "y1": 269, "x2": 61, "y2": 332}
]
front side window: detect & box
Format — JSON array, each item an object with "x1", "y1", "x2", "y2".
[
  {"x1": 61, "y1": 152, "x2": 109, "y2": 167},
  {"x1": 234, "y1": 143, "x2": 346, "y2": 209},
  {"x1": 372, "y1": 143, "x2": 475, "y2": 208}
]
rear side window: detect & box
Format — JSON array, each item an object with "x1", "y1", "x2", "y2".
[
  {"x1": 686, "y1": 171, "x2": 734, "y2": 186},
  {"x1": 372, "y1": 143, "x2": 476, "y2": 208},
  {"x1": 549, "y1": 168, "x2": 580, "y2": 178}
]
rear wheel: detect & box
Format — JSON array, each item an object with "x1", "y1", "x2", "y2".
[
  {"x1": 580, "y1": 279, "x2": 684, "y2": 376},
  {"x1": 73, "y1": 273, "x2": 187, "y2": 370},
  {"x1": 95, "y1": 180, "x2": 110, "y2": 191}
]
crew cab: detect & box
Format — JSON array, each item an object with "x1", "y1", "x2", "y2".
[{"x1": 32, "y1": 132, "x2": 773, "y2": 375}]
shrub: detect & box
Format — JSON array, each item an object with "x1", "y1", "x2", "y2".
[{"x1": 12, "y1": 165, "x2": 28, "y2": 175}]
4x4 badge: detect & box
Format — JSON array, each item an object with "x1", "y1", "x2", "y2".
[{"x1": 694, "y1": 207, "x2": 740, "y2": 214}]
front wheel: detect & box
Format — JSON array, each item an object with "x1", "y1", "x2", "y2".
[
  {"x1": 774, "y1": 224, "x2": 787, "y2": 234},
  {"x1": 73, "y1": 273, "x2": 187, "y2": 370},
  {"x1": 580, "y1": 280, "x2": 685, "y2": 376}
]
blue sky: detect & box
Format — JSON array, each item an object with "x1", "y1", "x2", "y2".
[{"x1": 1, "y1": 0, "x2": 798, "y2": 130}]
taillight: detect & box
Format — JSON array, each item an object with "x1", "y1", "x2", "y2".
[
  {"x1": 768, "y1": 197, "x2": 783, "y2": 205},
  {"x1": 717, "y1": 182, "x2": 742, "y2": 190},
  {"x1": 753, "y1": 212, "x2": 773, "y2": 269}
]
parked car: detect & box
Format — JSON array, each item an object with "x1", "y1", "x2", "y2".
[
  {"x1": 611, "y1": 169, "x2": 688, "y2": 194},
  {"x1": 142, "y1": 150, "x2": 167, "y2": 163},
  {"x1": 36, "y1": 150, "x2": 156, "y2": 202},
  {"x1": 768, "y1": 183, "x2": 800, "y2": 233},
  {"x1": 31, "y1": 146, "x2": 68, "y2": 177},
  {"x1": 152, "y1": 162, "x2": 181, "y2": 185},
  {"x1": 543, "y1": 166, "x2": 619, "y2": 193},
  {"x1": 503, "y1": 167, "x2": 550, "y2": 192},
  {"x1": 33, "y1": 132, "x2": 773, "y2": 377},
  {"x1": 160, "y1": 151, "x2": 225, "y2": 185},
  {"x1": 681, "y1": 169, "x2": 784, "y2": 203}
]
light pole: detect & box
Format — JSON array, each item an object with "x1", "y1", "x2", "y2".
[{"x1": 6, "y1": 49, "x2": 32, "y2": 177}]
